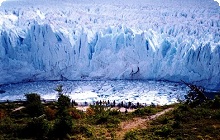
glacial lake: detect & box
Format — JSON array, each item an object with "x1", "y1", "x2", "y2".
[{"x1": 0, "y1": 80, "x2": 189, "y2": 105}]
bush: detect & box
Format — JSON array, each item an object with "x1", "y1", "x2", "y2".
[
  {"x1": 196, "y1": 108, "x2": 210, "y2": 119},
  {"x1": 24, "y1": 93, "x2": 44, "y2": 117},
  {"x1": 86, "y1": 107, "x2": 95, "y2": 116},
  {"x1": 57, "y1": 94, "x2": 71, "y2": 112},
  {"x1": 0, "y1": 109, "x2": 6, "y2": 120},
  {"x1": 0, "y1": 117, "x2": 26, "y2": 139},
  {"x1": 176, "y1": 136, "x2": 184, "y2": 140},
  {"x1": 172, "y1": 121, "x2": 181, "y2": 129},
  {"x1": 96, "y1": 114, "x2": 109, "y2": 124},
  {"x1": 90, "y1": 104, "x2": 105, "y2": 115},
  {"x1": 86, "y1": 105, "x2": 121, "y2": 127},
  {"x1": 132, "y1": 106, "x2": 156, "y2": 116},
  {"x1": 124, "y1": 130, "x2": 139, "y2": 140},
  {"x1": 133, "y1": 108, "x2": 145, "y2": 116},
  {"x1": 52, "y1": 115, "x2": 73, "y2": 139},
  {"x1": 106, "y1": 117, "x2": 120, "y2": 128},
  {"x1": 173, "y1": 104, "x2": 191, "y2": 122},
  {"x1": 158, "y1": 116, "x2": 169, "y2": 124},
  {"x1": 212, "y1": 95, "x2": 220, "y2": 109},
  {"x1": 213, "y1": 110, "x2": 220, "y2": 119},
  {"x1": 69, "y1": 108, "x2": 84, "y2": 119},
  {"x1": 0, "y1": 117, "x2": 16, "y2": 134},
  {"x1": 72, "y1": 125, "x2": 93, "y2": 137},
  {"x1": 109, "y1": 109, "x2": 120, "y2": 116},
  {"x1": 23, "y1": 117, "x2": 50, "y2": 139},
  {"x1": 45, "y1": 107, "x2": 56, "y2": 121},
  {"x1": 154, "y1": 126, "x2": 172, "y2": 137}
]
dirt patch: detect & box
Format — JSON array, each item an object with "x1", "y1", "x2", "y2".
[{"x1": 116, "y1": 108, "x2": 174, "y2": 139}]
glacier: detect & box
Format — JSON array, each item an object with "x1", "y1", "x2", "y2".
[{"x1": 0, "y1": 0, "x2": 220, "y2": 90}]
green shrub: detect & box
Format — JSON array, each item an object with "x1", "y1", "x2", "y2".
[
  {"x1": 72, "y1": 125, "x2": 93, "y2": 137},
  {"x1": 213, "y1": 110, "x2": 220, "y2": 119},
  {"x1": 90, "y1": 104, "x2": 105, "y2": 115},
  {"x1": 124, "y1": 130, "x2": 139, "y2": 140},
  {"x1": 212, "y1": 95, "x2": 220, "y2": 109},
  {"x1": 109, "y1": 109, "x2": 120, "y2": 116},
  {"x1": 176, "y1": 136, "x2": 184, "y2": 140},
  {"x1": 132, "y1": 106, "x2": 157, "y2": 116},
  {"x1": 0, "y1": 117, "x2": 25, "y2": 138},
  {"x1": 195, "y1": 108, "x2": 210, "y2": 119},
  {"x1": 52, "y1": 115, "x2": 73, "y2": 139},
  {"x1": 23, "y1": 117, "x2": 50, "y2": 139},
  {"x1": 173, "y1": 108, "x2": 187, "y2": 122},
  {"x1": 154, "y1": 126, "x2": 172, "y2": 137},
  {"x1": 96, "y1": 114, "x2": 109, "y2": 124},
  {"x1": 0, "y1": 117, "x2": 14, "y2": 134},
  {"x1": 106, "y1": 116, "x2": 120, "y2": 128},
  {"x1": 57, "y1": 94, "x2": 71, "y2": 112},
  {"x1": 158, "y1": 116, "x2": 169, "y2": 124},
  {"x1": 24, "y1": 93, "x2": 44, "y2": 117},
  {"x1": 172, "y1": 121, "x2": 181, "y2": 129},
  {"x1": 133, "y1": 108, "x2": 145, "y2": 116},
  {"x1": 177, "y1": 104, "x2": 191, "y2": 111}
]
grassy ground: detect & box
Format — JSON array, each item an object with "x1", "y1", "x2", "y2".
[
  {"x1": 0, "y1": 96, "x2": 220, "y2": 140},
  {"x1": 123, "y1": 99, "x2": 220, "y2": 140},
  {"x1": 0, "y1": 100, "x2": 167, "y2": 140}
]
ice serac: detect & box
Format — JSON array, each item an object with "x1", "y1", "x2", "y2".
[{"x1": 0, "y1": 0, "x2": 220, "y2": 90}]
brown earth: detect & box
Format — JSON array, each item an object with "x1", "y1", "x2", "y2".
[{"x1": 116, "y1": 108, "x2": 174, "y2": 140}]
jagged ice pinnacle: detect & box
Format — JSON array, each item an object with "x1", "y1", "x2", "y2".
[{"x1": 0, "y1": 0, "x2": 220, "y2": 90}]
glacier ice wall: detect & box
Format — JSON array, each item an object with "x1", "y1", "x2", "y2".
[{"x1": 0, "y1": 0, "x2": 220, "y2": 90}]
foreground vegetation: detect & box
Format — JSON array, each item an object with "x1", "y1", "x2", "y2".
[
  {"x1": 0, "y1": 86, "x2": 168, "y2": 140},
  {"x1": 123, "y1": 90, "x2": 220, "y2": 140},
  {"x1": 0, "y1": 85, "x2": 219, "y2": 140}
]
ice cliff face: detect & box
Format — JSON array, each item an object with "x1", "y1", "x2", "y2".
[{"x1": 0, "y1": 0, "x2": 220, "y2": 90}]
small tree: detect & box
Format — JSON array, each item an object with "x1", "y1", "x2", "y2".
[
  {"x1": 182, "y1": 80, "x2": 208, "y2": 107},
  {"x1": 54, "y1": 85, "x2": 71, "y2": 113},
  {"x1": 57, "y1": 94, "x2": 71, "y2": 112},
  {"x1": 55, "y1": 85, "x2": 63, "y2": 95},
  {"x1": 25, "y1": 93, "x2": 44, "y2": 117},
  {"x1": 51, "y1": 87, "x2": 73, "y2": 139}
]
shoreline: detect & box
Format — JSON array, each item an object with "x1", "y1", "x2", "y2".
[{"x1": 76, "y1": 106, "x2": 136, "y2": 113}]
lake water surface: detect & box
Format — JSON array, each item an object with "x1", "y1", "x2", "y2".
[{"x1": 0, "y1": 80, "x2": 189, "y2": 105}]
